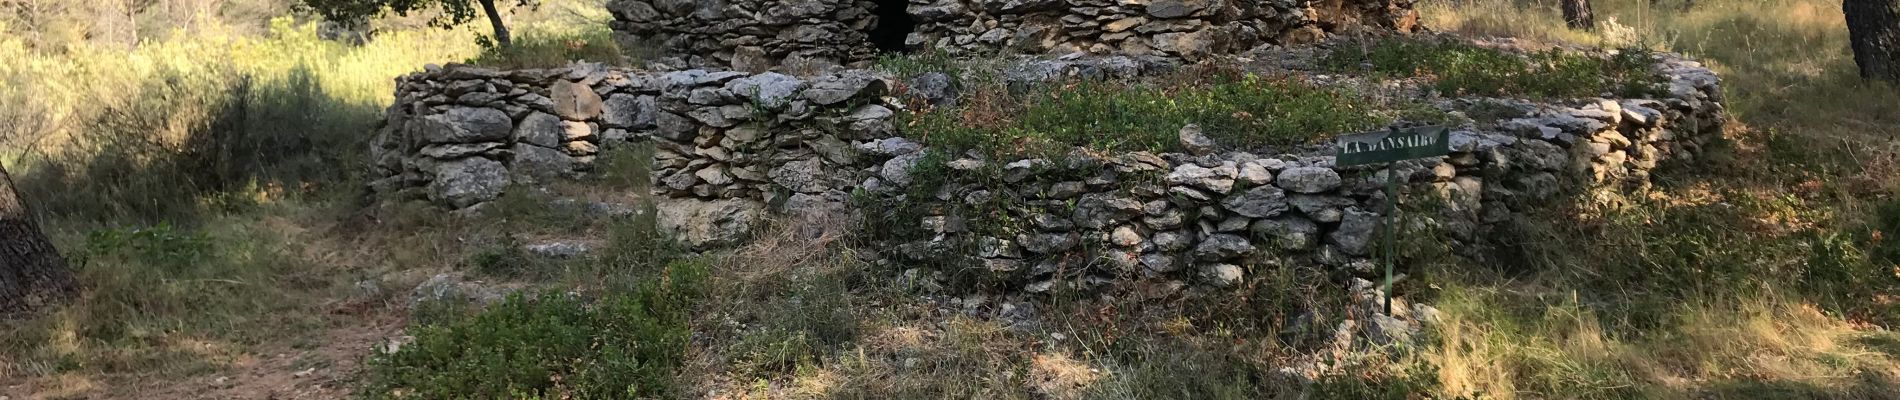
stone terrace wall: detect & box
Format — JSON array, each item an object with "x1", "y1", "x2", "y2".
[
  {"x1": 368, "y1": 53, "x2": 1725, "y2": 293},
  {"x1": 605, "y1": 0, "x2": 1421, "y2": 71}
]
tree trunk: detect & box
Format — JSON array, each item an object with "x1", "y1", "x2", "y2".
[
  {"x1": 477, "y1": 0, "x2": 511, "y2": 47},
  {"x1": 1563, "y1": 0, "x2": 1596, "y2": 30},
  {"x1": 0, "y1": 164, "x2": 74, "y2": 315},
  {"x1": 1846, "y1": 0, "x2": 1900, "y2": 82}
]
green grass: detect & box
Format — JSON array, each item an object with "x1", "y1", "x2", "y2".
[
  {"x1": 0, "y1": 212, "x2": 324, "y2": 377},
  {"x1": 906, "y1": 72, "x2": 1442, "y2": 157},
  {"x1": 1322, "y1": 38, "x2": 1668, "y2": 99}
]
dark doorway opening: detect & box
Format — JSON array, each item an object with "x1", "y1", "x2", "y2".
[{"x1": 869, "y1": 0, "x2": 914, "y2": 53}]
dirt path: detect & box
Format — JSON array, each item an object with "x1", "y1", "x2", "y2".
[{"x1": 3, "y1": 310, "x2": 403, "y2": 400}]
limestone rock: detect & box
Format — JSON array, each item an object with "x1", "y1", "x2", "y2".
[
  {"x1": 513, "y1": 112, "x2": 564, "y2": 147},
  {"x1": 601, "y1": 94, "x2": 658, "y2": 129},
  {"x1": 880, "y1": 151, "x2": 927, "y2": 187},
  {"x1": 1200, "y1": 263, "x2": 1244, "y2": 287},
  {"x1": 429, "y1": 157, "x2": 508, "y2": 208},
  {"x1": 417, "y1": 107, "x2": 512, "y2": 144},
  {"x1": 1329, "y1": 207, "x2": 1380, "y2": 256},
  {"x1": 1147, "y1": 0, "x2": 1209, "y2": 18},
  {"x1": 1222, "y1": 185, "x2": 1289, "y2": 218},
  {"x1": 1276, "y1": 167, "x2": 1342, "y2": 193},
  {"x1": 1251, "y1": 215, "x2": 1320, "y2": 251},
  {"x1": 727, "y1": 72, "x2": 807, "y2": 109},
  {"x1": 1073, "y1": 193, "x2": 1144, "y2": 230},
  {"x1": 1194, "y1": 233, "x2": 1255, "y2": 261},
  {"x1": 656, "y1": 198, "x2": 766, "y2": 249},
  {"x1": 770, "y1": 157, "x2": 829, "y2": 193},
  {"x1": 909, "y1": 72, "x2": 959, "y2": 107},
  {"x1": 1017, "y1": 232, "x2": 1080, "y2": 254},
  {"x1": 804, "y1": 71, "x2": 887, "y2": 105},
  {"x1": 1166, "y1": 163, "x2": 1236, "y2": 194},
  {"x1": 511, "y1": 144, "x2": 577, "y2": 181},
  {"x1": 1178, "y1": 124, "x2": 1216, "y2": 155},
  {"x1": 550, "y1": 80, "x2": 603, "y2": 120}
]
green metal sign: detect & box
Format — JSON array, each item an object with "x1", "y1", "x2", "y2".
[
  {"x1": 1333, "y1": 126, "x2": 1451, "y2": 315},
  {"x1": 1335, "y1": 126, "x2": 1452, "y2": 167}
]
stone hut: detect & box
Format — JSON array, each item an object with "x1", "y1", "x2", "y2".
[{"x1": 606, "y1": 0, "x2": 1422, "y2": 71}]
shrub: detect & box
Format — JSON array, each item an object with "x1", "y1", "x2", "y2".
[{"x1": 363, "y1": 259, "x2": 708, "y2": 399}]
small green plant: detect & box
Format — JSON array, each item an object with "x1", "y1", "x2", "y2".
[
  {"x1": 725, "y1": 270, "x2": 861, "y2": 377},
  {"x1": 467, "y1": 238, "x2": 536, "y2": 278},
  {"x1": 363, "y1": 259, "x2": 708, "y2": 399},
  {"x1": 83, "y1": 223, "x2": 214, "y2": 273}
]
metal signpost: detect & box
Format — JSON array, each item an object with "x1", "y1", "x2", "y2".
[{"x1": 1334, "y1": 126, "x2": 1451, "y2": 314}]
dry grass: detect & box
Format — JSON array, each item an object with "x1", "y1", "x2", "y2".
[{"x1": 1397, "y1": 0, "x2": 1900, "y2": 398}]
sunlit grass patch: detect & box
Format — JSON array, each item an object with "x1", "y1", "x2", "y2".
[
  {"x1": 467, "y1": 26, "x2": 625, "y2": 69},
  {"x1": 1321, "y1": 38, "x2": 1667, "y2": 99}
]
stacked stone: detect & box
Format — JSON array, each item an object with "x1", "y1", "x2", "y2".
[
  {"x1": 369, "y1": 63, "x2": 660, "y2": 209},
  {"x1": 903, "y1": 0, "x2": 1407, "y2": 59},
  {"x1": 605, "y1": 0, "x2": 1420, "y2": 70},
  {"x1": 647, "y1": 69, "x2": 899, "y2": 204},
  {"x1": 368, "y1": 51, "x2": 1726, "y2": 293},
  {"x1": 368, "y1": 64, "x2": 902, "y2": 213},
  {"x1": 606, "y1": 0, "x2": 882, "y2": 71},
  {"x1": 859, "y1": 55, "x2": 1726, "y2": 293}
]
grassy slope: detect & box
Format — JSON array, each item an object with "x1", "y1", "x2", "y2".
[
  {"x1": 5, "y1": 0, "x2": 1900, "y2": 398},
  {"x1": 1413, "y1": 0, "x2": 1900, "y2": 398}
]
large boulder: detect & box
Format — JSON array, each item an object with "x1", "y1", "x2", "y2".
[{"x1": 656, "y1": 198, "x2": 766, "y2": 250}]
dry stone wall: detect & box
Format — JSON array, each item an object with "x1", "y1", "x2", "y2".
[
  {"x1": 368, "y1": 51, "x2": 1724, "y2": 294},
  {"x1": 605, "y1": 0, "x2": 1421, "y2": 71}
]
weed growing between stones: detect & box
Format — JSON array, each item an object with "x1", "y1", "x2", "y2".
[
  {"x1": 1323, "y1": 38, "x2": 1670, "y2": 99},
  {"x1": 875, "y1": 49, "x2": 965, "y2": 78}
]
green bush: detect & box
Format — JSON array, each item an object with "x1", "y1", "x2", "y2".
[
  {"x1": 363, "y1": 259, "x2": 708, "y2": 399},
  {"x1": 1322, "y1": 39, "x2": 1667, "y2": 99}
]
